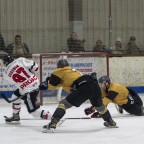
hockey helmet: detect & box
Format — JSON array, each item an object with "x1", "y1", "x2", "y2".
[
  {"x1": 98, "y1": 75, "x2": 111, "y2": 84},
  {"x1": 57, "y1": 59, "x2": 69, "y2": 68},
  {"x1": 2, "y1": 55, "x2": 14, "y2": 66}
]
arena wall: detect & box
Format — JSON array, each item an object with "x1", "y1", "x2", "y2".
[{"x1": 0, "y1": 56, "x2": 144, "y2": 99}]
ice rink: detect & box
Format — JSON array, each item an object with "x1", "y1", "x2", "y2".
[{"x1": 0, "y1": 95, "x2": 144, "y2": 144}]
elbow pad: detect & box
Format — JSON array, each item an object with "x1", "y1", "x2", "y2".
[{"x1": 29, "y1": 62, "x2": 39, "y2": 74}]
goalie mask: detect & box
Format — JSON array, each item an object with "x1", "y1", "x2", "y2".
[
  {"x1": 2, "y1": 55, "x2": 14, "y2": 66},
  {"x1": 98, "y1": 75, "x2": 111, "y2": 84},
  {"x1": 57, "y1": 59, "x2": 69, "y2": 68}
]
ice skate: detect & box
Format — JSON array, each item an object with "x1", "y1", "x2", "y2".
[
  {"x1": 104, "y1": 119, "x2": 118, "y2": 128},
  {"x1": 42, "y1": 117, "x2": 59, "y2": 133},
  {"x1": 4, "y1": 113, "x2": 20, "y2": 125},
  {"x1": 42, "y1": 124, "x2": 55, "y2": 133}
]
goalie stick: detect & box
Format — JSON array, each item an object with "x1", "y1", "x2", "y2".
[{"x1": 1, "y1": 93, "x2": 25, "y2": 103}]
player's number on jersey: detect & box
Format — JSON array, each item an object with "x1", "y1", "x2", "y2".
[{"x1": 12, "y1": 67, "x2": 30, "y2": 83}]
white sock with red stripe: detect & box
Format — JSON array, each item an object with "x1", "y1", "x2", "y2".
[
  {"x1": 11, "y1": 94, "x2": 21, "y2": 114},
  {"x1": 12, "y1": 103, "x2": 21, "y2": 114},
  {"x1": 31, "y1": 109, "x2": 51, "y2": 120}
]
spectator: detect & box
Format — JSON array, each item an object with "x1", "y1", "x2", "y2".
[
  {"x1": 127, "y1": 36, "x2": 141, "y2": 54},
  {"x1": 0, "y1": 33, "x2": 7, "y2": 54},
  {"x1": 67, "y1": 32, "x2": 85, "y2": 52},
  {"x1": 93, "y1": 39, "x2": 108, "y2": 52},
  {"x1": 6, "y1": 35, "x2": 29, "y2": 55},
  {"x1": 112, "y1": 38, "x2": 126, "y2": 54}
]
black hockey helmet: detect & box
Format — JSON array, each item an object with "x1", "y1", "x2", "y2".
[
  {"x1": 57, "y1": 59, "x2": 69, "y2": 68},
  {"x1": 98, "y1": 75, "x2": 111, "y2": 84},
  {"x1": 2, "y1": 55, "x2": 14, "y2": 66}
]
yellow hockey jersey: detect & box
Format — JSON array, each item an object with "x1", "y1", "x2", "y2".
[
  {"x1": 102, "y1": 82, "x2": 129, "y2": 106},
  {"x1": 48, "y1": 66, "x2": 82, "y2": 92}
]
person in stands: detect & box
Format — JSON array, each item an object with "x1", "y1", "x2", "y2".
[
  {"x1": 67, "y1": 32, "x2": 85, "y2": 52},
  {"x1": 6, "y1": 35, "x2": 29, "y2": 55}
]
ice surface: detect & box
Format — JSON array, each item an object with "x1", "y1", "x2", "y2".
[{"x1": 0, "y1": 95, "x2": 144, "y2": 144}]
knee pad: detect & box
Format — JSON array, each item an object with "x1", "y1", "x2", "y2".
[
  {"x1": 95, "y1": 105, "x2": 107, "y2": 115},
  {"x1": 59, "y1": 99, "x2": 72, "y2": 110}
]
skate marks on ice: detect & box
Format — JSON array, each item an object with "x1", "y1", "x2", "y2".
[
  {"x1": 0, "y1": 117, "x2": 117, "y2": 134},
  {"x1": 0, "y1": 115, "x2": 144, "y2": 135}
]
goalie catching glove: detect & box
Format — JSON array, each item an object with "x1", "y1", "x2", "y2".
[{"x1": 39, "y1": 77, "x2": 50, "y2": 90}]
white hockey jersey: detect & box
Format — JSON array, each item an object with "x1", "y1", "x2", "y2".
[{"x1": 3, "y1": 57, "x2": 40, "y2": 95}]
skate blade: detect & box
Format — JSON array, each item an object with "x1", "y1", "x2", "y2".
[
  {"x1": 104, "y1": 122, "x2": 119, "y2": 128},
  {"x1": 5, "y1": 121, "x2": 21, "y2": 125},
  {"x1": 105, "y1": 125, "x2": 119, "y2": 128},
  {"x1": 104, "y1": 124, "x2": 119, "y2": 128},
  {"x1": 42, "y1": 128, "x2": 55, "y2": 133}
]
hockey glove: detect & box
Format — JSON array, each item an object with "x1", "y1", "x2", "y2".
[
  {"x1": 39, "y1": 77, "x2": 50, "y2": 90},
  {"x1": 91, "y1": 112, "x2": 101, "y2": 118},
  {"x1": 39, "y1": 81, "x2": 48, "y2": 90},
  {"x1": 84, "y1": 106, "x2": 95, "y2": 115}
]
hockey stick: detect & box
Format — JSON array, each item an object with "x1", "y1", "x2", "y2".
[
  {"x1": 1, "y1": 93, "x2": 25, "y2": 103},
  {"x1": 57, "y1": 117, "x2": 91, "y2": 127},
  {"x1": 64, "y1": 117, "x2": 91, "y2": 119},
  {"x1": 20, "y1": 117, "x2": 91, "y2": 121}
]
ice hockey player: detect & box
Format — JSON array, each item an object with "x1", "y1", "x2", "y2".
[
  {"x1": 39, "y1": 59, "x2": 118, "y2": 132},
  {"x1": 2, "y1": 55, "x2": 51, "y2": 124},
  {"x1": 84, "y1": 75, "x2": 144, "y2": 118}
]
